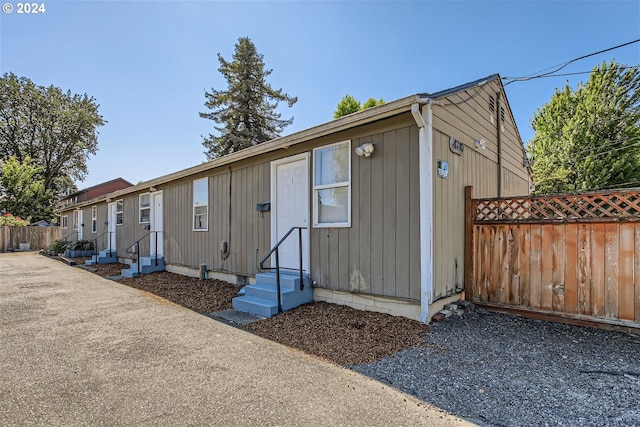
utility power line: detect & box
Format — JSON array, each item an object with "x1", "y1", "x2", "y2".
[{"x1": 503, "y1": 39, "x2": 640, "y2": 85}]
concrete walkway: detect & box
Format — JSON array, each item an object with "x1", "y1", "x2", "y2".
[{"x1": 0, "y1": 253, "x2": 474, "y2": 426}]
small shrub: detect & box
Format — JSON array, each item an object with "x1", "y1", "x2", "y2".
[
  {"x1": 45, "y1": 239, "x2": 68, "y2": 255},
  {"x1": 66, "y1": 240, "x2": 93, "y2": 251}
]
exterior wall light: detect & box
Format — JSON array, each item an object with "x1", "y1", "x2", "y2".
[{"x1": 355, "y1": 143, "x2": 375, "y2": 157}]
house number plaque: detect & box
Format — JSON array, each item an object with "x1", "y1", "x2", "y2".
[{"x1": 449, "y1": 137, "x2": 464, "y2": 156}]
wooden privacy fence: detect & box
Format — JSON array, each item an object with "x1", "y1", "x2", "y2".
[
  {"x1": 464, "y1": 186, "x2": 640, "y2": 331},
  {"x1": 1, "y1": 226, "x2": 61, "y2": 252}
]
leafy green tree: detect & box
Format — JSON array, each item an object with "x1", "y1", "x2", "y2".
[
  {"x1": 200, "y1": 37, "x2": 297, "y2": 160},
  {"x1": 0, "y1": 73, "x2": 105, "y2": 198},
  {"x1": 362, "y1": 97, "x2": 385, "y2": 109},
  {"x1": 333, "y1": 95, "x2": 385, "y2": 119},
  {"x1": 527, "y1": 61, "x2": 640, "y2": 194},
  {"x1": 0, "y1": 156, "x2": 55, "y2": 222},
  {"x1": 0, "y1": 212, "x2": 29, "y2": 227},
  {"x1": 333, "y1": 95, "x2": 361, "y2": 118}
]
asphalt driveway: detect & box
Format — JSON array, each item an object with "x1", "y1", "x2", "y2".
[{"x1": 0, "y1": 252, "x2": 472, "y2": 427}]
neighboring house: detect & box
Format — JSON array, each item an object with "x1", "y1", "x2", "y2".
[
  {"x1": 57, "y1": 74, "x2": 531, "y2": 322},
  {"x1": 29, "y1": 220, "x2": 56, "y2": 227},
  {"x1": 59, "y1": 178, "x2": 133, "y2": 240},
  {"x1": 59, "y1": 177, "x2": 133, "y2": 208}
]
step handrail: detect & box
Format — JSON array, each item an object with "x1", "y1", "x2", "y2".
[
  {"x1": 62, "y1": 231, "x2": 78, "y2": 242},
  {"x1": 259, "y1": 226, "x2": 306, "y2": 313},
  {"x1": 93, "y1": 230, "x2": 114, "y2": 258},
  {"x1": 125, "y1": 230, "x2": 159, "y2": 275}
]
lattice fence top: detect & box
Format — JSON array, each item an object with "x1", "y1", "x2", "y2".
[{"x1": 474, "y1": 190, "x2": 640, "y2": 223}]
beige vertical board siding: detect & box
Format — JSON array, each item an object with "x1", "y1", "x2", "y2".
[
  {"x1": 162, "y1": 163, "x2": 270, "y2": 276},
  {"x1": 310, "y1": 115, "x2": 421, "y2": 301},
  {"x1": 432, "y1": 80, "x2": 529, "y2": 193},
  {"x1": 116, "y1": 192, "x2": 150, "y2": 258},
  {"x1": 431, "y1": 81, "x2": 530, "y2": 303},
  {"x1": 92, "y1": 203, "x2": 110, "y2": 251},
  {"x1": 163, "y1": 181, "x2": 189, "y2": 266},
  {"x1": 432, "y1": 130, "x2": 462, "y2": 301}
]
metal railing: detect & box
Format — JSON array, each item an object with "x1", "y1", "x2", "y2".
[
  {"x1": 93, "y1": 230, "x2": 114, "y2": 258},
  {"x1": 259, "y1": 226, "x2": 306, "y2": 313},
  {"x1": 125, "y1": 231, "x2": 159, "y2": 276},
  {"x1": 62, "y1": 231, "x2": 78, "y2": 242}
]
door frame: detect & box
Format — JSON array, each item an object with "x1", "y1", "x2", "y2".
[
  {"x1": 108, "y1": 202, "x2": 117, "y2": 253},
  {"x1": 270, "y1": 152, "x2": 310, "y2": 273},
  {"x1": 150, "y1": 190, "x2": 163, "y2": 256},
  {"x1": 77, "y1": 210, "x2": 83, "y2": 240}
]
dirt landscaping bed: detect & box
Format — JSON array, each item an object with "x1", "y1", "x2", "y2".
[{"x1": 74, "y1": 259, "x2": 430, "y2": 365}]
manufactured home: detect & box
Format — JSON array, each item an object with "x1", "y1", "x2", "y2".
[{"x1": 59, "y1": 74, "x2": 531, "y2": 322}]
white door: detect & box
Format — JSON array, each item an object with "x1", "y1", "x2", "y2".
[
  {"x1": 108, "y1": 202, "x2": 117, "y2": 253},
  {"x1": 150, "y1": 191, "x2": 163, "y2": 256},
  {"x1": 271, "y1": 154, "x2": 309, "y2": 272},
  {"x1": 77, "y1": 210, "x2": 83, "y2": 240}
]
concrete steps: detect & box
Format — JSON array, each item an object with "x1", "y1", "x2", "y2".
[
  {"x1": 232, "y1": 271, "x2": 313, "y2": 318},
  {"x1": 121, "y1": 256, "x2": 165, "y2": 278},
  {"x1": 85, "y1": 249, "x2": 118, "y2": 266}
]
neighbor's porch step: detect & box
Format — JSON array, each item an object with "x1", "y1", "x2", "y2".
[
  {"x1": 232, "y1": 295, "x2": 279, "y2": 318},
  {"x1": 121, "y1": 256, "x2": 165, "y2": 278},
  {"x1": 85, "y1": 249, "x2": 118, "y2": 265},
  {"x1": 255, "y1": 271, "x2": 309, "y2": 290}
]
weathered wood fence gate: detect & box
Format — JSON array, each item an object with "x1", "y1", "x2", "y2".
[
  {"x1": 1, "y1": 226, "x2": 60, "y2": 252},
  {"x1": 465, "y1": 186, "x2": 640, "y2": 332}
]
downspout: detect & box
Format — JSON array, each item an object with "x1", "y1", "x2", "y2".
[
  {"x1": 496, "y1": 91, "x2": 502, "y2": 197},
  {"x1": 412, "y1": 102, "x2": 434, "y2": 323}
]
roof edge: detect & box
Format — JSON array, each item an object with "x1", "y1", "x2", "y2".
[{"x1": 59, "y1": 94, "x2": 420, "y2": 211}]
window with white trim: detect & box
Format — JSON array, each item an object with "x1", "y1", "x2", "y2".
[
  {"x1": 193, "y1": 178, "x2": 208, "y2": 231},
  {"x1": 116, "y1": 200, "x2": 124, "y2": 225},
  {"x1": 91, "y1": 206, "x2": 97, "y2": 233},
  {"x1": 61, "y1": 215, "x2": 68, "y2": 229},
  {"x1": 72, "y1": 210, "x2": 78, "y2": 230},
  {"x1": 139, "y1": 193, "x2": 150, "y2": 224},
  {"x1": 313, "y1": 140, "x2": 351, "y2": 227}
]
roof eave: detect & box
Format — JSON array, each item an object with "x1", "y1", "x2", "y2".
[{"x1": 59, "y1": 95, "x2": 419, "y2": 212}]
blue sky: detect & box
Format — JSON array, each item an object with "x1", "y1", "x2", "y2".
[{"x1": 1, "y1": 0, "x2": 639, "y2": 188}]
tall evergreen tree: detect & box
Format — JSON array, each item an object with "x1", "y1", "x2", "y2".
[
  {"x1": 200, "y1": 37, "x2": 297, "y2": 160},
  {"x1": 528, "y1": 61, "x2": 640, "y2": 194}
]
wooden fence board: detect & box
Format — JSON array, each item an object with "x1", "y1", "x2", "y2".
[
  {"x1": 489, "y1": 225, "x2": 500, "y2": 304},
  {"x1": 564, "y1": 224, "x2": 578, "y2": 315},
  {"x1": 618, "y1": 223, "x2": 635, "y2": 321},
  {"x1": 529, "y1": 225, "x2": 542, "y2": 309},
  {"x1": 576, "y1": 224, "x2": 591, "y2": 315},
  {"x1": 540, "y1": 225, "x2": 554, "y2": 311},
  {"x1": 635, "y1": 224, "x2": 640, "y2": 322},
  {"x1": 551, "y1": 224, "x2": 566, "y2": 312},
  {"x1": 519, "y1": 224, "x2": 531, "y2": 307},
  {"x1": 590, "y1": 224, "x2": 606, "y2": 317},
  {"x1": 499, "y1": 226, "x2": 510, "y2": 304},
  {"x1": 508, "y1": 226, "x2": 520, "y2": 305},
  {"x1": 604, "y1": 223, "x2": 619, "y2": 319}
]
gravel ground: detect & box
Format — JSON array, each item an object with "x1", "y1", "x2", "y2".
[
  {"x1": 351, "y1": 308, "x2": 640, "y2": 427},
  {"x1": 70, "y1": 259, "x2": 640, "y2": 426}
]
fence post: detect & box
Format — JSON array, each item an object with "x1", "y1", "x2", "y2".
[{"x1": 464, "y1": 186, "x2": 474, "y2": 302}]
